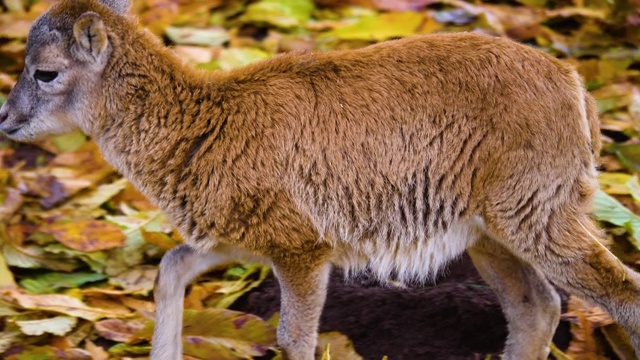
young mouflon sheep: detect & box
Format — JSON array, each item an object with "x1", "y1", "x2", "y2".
[{"x1": 2, "y1": 0, "x2": 639, "y2": 359}]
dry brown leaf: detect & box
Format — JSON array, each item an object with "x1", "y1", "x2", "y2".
[
  {"x1": 108, "y1": 265, "x2": 158, "y2": 295},
  {"x1": 85, "y1": 339, "x2": 109, "y2": 360},
  {"x1": 94, "y1": 318, "x2": 146, "y2": 343},
  {"x1": 0, "y1": 188, "x2": 23, "y2": 222},
  {"x1": 118, "y1": 296, "x2": 156, "y2": 314},
  {"x1": 84, "y1": 296, "x2": 133, "y2": 318}
]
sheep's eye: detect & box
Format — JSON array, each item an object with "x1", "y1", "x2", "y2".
[{"x1": 34, "y1": 70, "x2": 58, "y2": 83}]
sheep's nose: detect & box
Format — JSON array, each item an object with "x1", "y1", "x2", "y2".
[{"x1": 0, "y1": 109, "x2": 7, "y2": 124}]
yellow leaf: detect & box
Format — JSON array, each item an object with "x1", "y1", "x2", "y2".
[
  {"x1": 8, "y1": 290, "x2": 130, "y2": 321},
  {"x1": 321, "y1": 343, "x2": 331, "y2": 360},
  {"x1": 323, "y1": 12, "x2": 425, "y2": 41},
  {"x1": 0, "y1": 250, "x2": 17, "y2": 289},
  {"x1": 599, "y1": 172, "x2": 633, "y2": 195},
  {"x1": 317, "y1": 332, "x2": 362, "y2": 360},
  {"x1": 141, "y1": 228, "x2": 179, "y2": 249},
  {"x1": 40, "y1": 220, "x2": 126, "y2": 252}
]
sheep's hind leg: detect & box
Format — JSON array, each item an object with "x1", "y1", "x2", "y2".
[{"x1": 468, "y1": 236, "x2": 561, "y2": 360}]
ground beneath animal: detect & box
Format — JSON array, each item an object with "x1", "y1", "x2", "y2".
[{"x1": 232, "y1": 254, "x2": 573, "y2": 360}]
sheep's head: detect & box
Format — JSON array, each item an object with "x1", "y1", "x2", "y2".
[{"x1": 0, "y1": 0, "x2": 130, "y2": 141}]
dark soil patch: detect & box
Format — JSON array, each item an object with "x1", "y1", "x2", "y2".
[{"x1": 232, "y1": 254, "x2": 571, "y2": 360}]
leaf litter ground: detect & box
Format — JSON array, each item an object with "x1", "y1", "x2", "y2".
[{"x1": 1, "y1": 0, "x2": 640, "y2": 359}]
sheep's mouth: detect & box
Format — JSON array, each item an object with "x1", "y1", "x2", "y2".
[
  {"x1": 5, "y1": 126, "x2": 22, "y2": 135},
  {"x1": 0, "y1": 122, "x2": 25, "y2": 136}
]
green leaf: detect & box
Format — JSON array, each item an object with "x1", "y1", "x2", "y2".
[
  {"x1": 218, "y1": 48, "x2": 272, "y2": 71},
  {"x1": 626, "y1": 176, "x2": 640, "y2": 204},
  {"x1": 242, "y1": 0, "x2": 315, "y2": 29},
  {"x1": 19, "y1": 271, "x2": 107, "y2": 294},
  {"x1": 43, "y1": 244, "x2": 107, "y2": 273},
  {"x1": 211, "y1": 264, "x2": 271, "y2": 309},
  {"x1": 5, "y1": 345, "x2": 91, "y2": 360},
  {"x1": 51, "y1": 131, "x2": 87, "y2": 153},
  {"x1": 103, "y1": 230, "x2": 147, "y2": 277},
  {"x1": 593, "y1": 189, "x2": 640, "y2": 249},
  {"x1": 608, "y1": 143, "x2": 640, "y2": 173},
  {"x1": 108, "y1": 343, "x2": 152, "y2": 356},
  {"x1": 223, "y1": 263, "x2": 253, "y2": 280},
  {"x1": 3, "y1": 243, "x2": 80, "y2": 272}
]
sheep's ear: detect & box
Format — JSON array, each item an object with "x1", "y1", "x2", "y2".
[
  {"x1": 72, "y1": 12, "x2": 110, "y2": 63},
  {"x1": 99, "y1": 0, "x2": 130, "y2": 15}
]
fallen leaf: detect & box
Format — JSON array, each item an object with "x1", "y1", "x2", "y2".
[
  {"x1": 40, "y1": 220, "x2": 126, "y2": 252},
  {"x1": 108, "y1": 265, "x2": 158, "y2": 296},
  {"x1": 206, "y1": 264, "x2": 271, "y2": 309},
  {"x1": 4, "y1": 345, "x2": 91, "y2": 360},
  {"x1": 8, "y1": 291, "x2": 130, "y2": 321},
  {"x1": 165, "y1": 26, "x2": 229, "y2": 46},
  {"x1": 16, "y1": 316, "x2": 78, "y2": 336},
  {"x1": 322, "y1": 12, "x2": 425, "y2": 41},
  {"x1": 95, "y1": 318, "x2": 146, "y2": 343},
  {"x1": 84, "y1": 339, "x2": 109, "y2": 360},
  {"x1": 608, "y1": 143, "x2": 640, "y2": 173},
  {"x1": 107, "y1": 343, "x2": 152, "y2": 356},
  {"x1": 0, "y1": 250, "x2": 17, "y2": 289},
  {"x1": 372, "y1": 0, "x2": 435, "y2": 11},
  {"x1": 242, "y1": 0, "x2": 315, "y2": 28},
  {"x1": 0, "y1": 331, "x2": 22, "y2": 354},
  {"x1": 141, "y1": 228, "x2": 179, "y2": 249},
  {"x1": 55, "y1": 178, "x2": 129, "y2": 218},
  {"x1": 599, "y1": 172, "x2": 634, "y2": 195},
  {"x1": 3, "y1": 243, "x2": 80, "y2": 272},
  {"x1": 592, "y1": 83, "x2": 634, "y2": 113},
  {"x1": 316, "y1": 332, "x2": 363, "y2": 360},
  {"x1": 19, "y1": 271, "x2": 107, "y2": 294},
  {"x1": 0, "y1": 188, "x2": 23, "y2": 222},
  {"x1": 593, "y1": 189, "x2": 640, "y2": 249},
  {"x1": 217, "y1": 47, "x2": 272, "y2": 71}
]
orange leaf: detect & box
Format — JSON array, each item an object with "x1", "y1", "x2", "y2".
[{"x1": 40, "y1": 220, "x2": 126, "y2": 252}]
